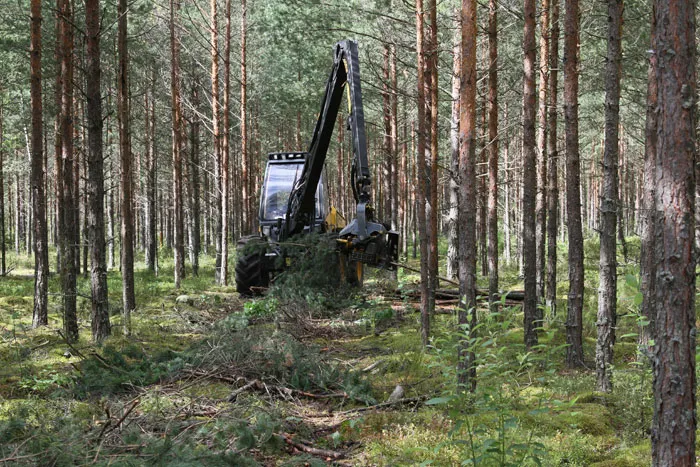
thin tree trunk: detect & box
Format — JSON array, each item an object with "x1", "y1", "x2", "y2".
[
  {"x1": 146, "y1": 77, "x2": 158, "y2": 274},
  {"x1": 416, "y1": 0, "x2": 431, "y2": 346},
  {"x1": 564, "y1": 0, "x2": 584, "y2": 367},
  {"x1": 595, "y1": 0, "x2": 622, "y2": 393},
  {"x1": 219, "y1": 0, "x2": 233, "y2": 286},
  {"x1": 503, "y1": 102, "x2": 511, "y2": 266},
  {"x1": 546, "y1": 0, "x2": 560, "y2": 316},
  {"x1": 30, "y1": 0, "x2": 49, "y2": 328},
  {"x1": 427, "y1": 0, "x2": 439, "y2": 316},
  {"x1": 58, "y1": 0, "x2": 78, "y2": 342},
  {"x1": 118, "y1": 0, "x2": 135, "y2": 334},
  {"x1": 86, "y1": 0, "x2": 110, "y2": 341},
  {"x1": 189, "y1": 85, "x2": 200, "y2": 276},
  {"x1": 486, "y1": 0, "x2": 498, "y2": 310},
  {"x1": 458, "y1": 0, "x2": 478, "y2": 392},
  {"x1": 651, "y1": 0, "x2": 697, "y2": 461},
  {"x1": 638, "y1": 11, "x2": 656, "y2": 357},
  {"x1": 211, "y1": 0, "x2": 222, "y2": 283},
  {"x1": 0, "y1": 90, "x2": 5, "y2": 275},
  {"x1": 535, "y1": 0, "x2": 549, "y2": 305},
  {"x1": 447, "y1": 20, "x2": 460, "y2": 281},
  {"x1": 522, "y1": 0, "x2": 538, "y2": 348},
  {"x1": 171, "y1": 0, "x2": 185, "y2": 288}
]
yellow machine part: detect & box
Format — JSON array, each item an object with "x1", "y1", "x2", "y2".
[{"x1": 325, "y1": 206, "x2": 347, "y2": 232}]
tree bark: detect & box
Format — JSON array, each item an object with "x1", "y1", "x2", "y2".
[
  {"x1": 146, "y1": 78, "x2": 158, "y2": 274},
  {"x1": 219, "y1": 0, "x2": 233, "y2": 286},
  {"x1": 486, "y1": 0, "x2": 498, "y2": 311},
  {"x1": 595, "y1": 0, "x2": 622, "y2": 393},
  {"x1": 535, "y1": 0, "x2": 549, "y2": 306},
  {"x1": 58, "y1": 0, "x2": 78, "y2": 342},
  {"x1": 458, "y1": 0, "x2": 478, "y2": 392},
  {"x1": 0, "y1": 90, "x2": 5, "y2": 276},
  {"x1": 638, "y1": 9, "x2": 656, "y2": 356},
  {"x1": 171, "y1": 0, "x2": 185, "y2": 288},
  {"x1": 427, "y1": 0, "x2": 439, "y2": 314},
  {"x1": 118, "y1": 0, "x2": 135, "y2": 334},
  {"x1": 416, "y1": 0, "x2": 431, "y2": 346},
  {"x1": 211, "y1": 0, "x2": 222, "y2": 283},
  {"x1": 564, "y1": 0, "x2": 584, "y2": 368},
  {"x1": 30, "y1": 0, "x2": 49, "y2": 328},
  {"x1": 522, "y1": 0, "x2": 538, "y2": 348},
  {"x1": 189, "y1": 84, "x2": 201, "y2": 276},
  {"x1": 447, "y1": 19, "x2": 460, "y2": 281},
  {"x1": 86, "y1": 0, "x2": 110, "y2": 341},
  {"x1": 546, "y1": 0, "x2": 560, "y2": 317},
  {"x1": 650, "y1": 0, "x2": 697, "y2": 462}
]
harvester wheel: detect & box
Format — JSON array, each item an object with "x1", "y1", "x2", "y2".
[{"x1": 235, "y1": 235, "x2": 269, "y2": 296}]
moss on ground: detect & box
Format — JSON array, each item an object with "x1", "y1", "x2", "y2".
[{"x1": 0, "y1": 244, "x2": 661, "y2": 466}]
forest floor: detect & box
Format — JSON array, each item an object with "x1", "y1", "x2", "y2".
[{"x1": 0, "y1": 239, "x2": 655, "y2": 466}]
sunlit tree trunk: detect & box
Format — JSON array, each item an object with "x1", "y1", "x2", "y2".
[
  {"x1": 486, "y1": 0, "x2": 498, "y2": 311},
  {"x1": 447, "y1": 18, "x2": 460, "y2": 281},
  {"x1": 595, "y1": 0, "x2": 622, "y2": 393},
  {"x1": 650, "y1": 0, "x2": 697, "y2": 462},
  {"x1": 535, "y1": 0, "x2": 549, "y2": 307},
  {"x1": 522, "y1": 0, "x2": 538, "y2": 348},
  {"x1": 171, "y1": 0, "x2": 185, "y2": 288},
  {"x1": 58, "y1": 0, "x2": 78, "y2": 342},
  {"x1": 546, "y1": 0, "x2": 560, "y2": 316},
  {"x1": 427, "y1": 0, "x2": 439, "y2": 311},
  {"x1": 564, "y1": 0, "x2": 584, "y2": 367},
  {"x1": 118, "y1": 0, "x2": 135, "y2": 334},
  {"x1": 638, "y1": 10, "x2": 656, "y2": 356},
  {"x1": 30, "y1": 0, "x2": 49, "y2": 328},
  {"x1": 86, "y1": 0, "x2": 110, "y2": 341},
  {"x1": 416, "y1": 0, "x2": 431, "y2": 346},
  {"x1": 458, "y1": 0, "x2": 478, "y2": 392}
]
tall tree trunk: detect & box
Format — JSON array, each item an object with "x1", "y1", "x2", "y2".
[
  {"x1": 416, "y1": 0, "x2": 431, "y2": 346},
  {"x1": 0, "y1": 90, "x2": 5, "y2": 275},
  {"x1": 86, "y1": 0, "x2": 110, "y2": 341},
  {"x1": 595, "y1": 0, "x2": 622, "y2": 393},
  {"x1": 382, "y1": 44, "x2": 392, "y2": 224},
  {"x1": 30, "y1": 0, "x2": 49, "y2": 328},
  {"x1": 146, "y1": 78, "x2": 158, "y2": 274},
  {"x1": 651, "y1": 0, "x2": 697, "y2": 462},
  {"x1": 240, "y1": 5, "x2": 249, "y2": 235},
  {"x1": 564, "y1": 0, "x2": 584, "y2": 367},
  {"x1": 58, "y1": 0, "x2": 78, "y2": 342},
  {"x1": 171, "y1": 0, "x2": 185, "y2": 288},
  {"x1": 118, "y1": 0, "x2": 135, "y2": 334},
  {"x1": 486, "y1": 0, "x2": 498, "y2": 310},
  {"x1": 536, "y1": 0, "x2": 549, "y2": 306},
  {"x1": 503, "y1": 102, "x2": 511, "y2": 266},
  {"x1": 189, "y1": 85, "x2": 201, "y2": 276},
  {"x1": 447, "y1": 19, "x2": 460, "y2": 281},
  {"x1": 211, "y1": 0, "x2": 222, "y2": 283},
  {"x1": 427, "y1": 0, "x2": 439, "y2": 317},
  {"x1": 458, "y1": 0, "x2": 478, "y2": 392},
  {"x1": 638, "y1": 10, "x2": 656, "y2": 357},
  {"x1": 522, "y1": 0, "x2": 538, "y2": 348},
  {"x1": 390, "y1": 43, "x2": 399, "y2": 233},
  {"x1": 546, "y1": 0, "x2": 560, "y2": 316},
  {"x1": 219, "y1": 0, "x2": 233, "y2": 286}
]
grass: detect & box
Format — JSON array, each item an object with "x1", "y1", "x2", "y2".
[{"x1": 0, "y1": 235, "x2": 666, "y2": 465}]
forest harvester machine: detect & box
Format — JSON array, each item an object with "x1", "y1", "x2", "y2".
[{"x1": 235, "y1": 39, "x2": 399, "y2": 295}]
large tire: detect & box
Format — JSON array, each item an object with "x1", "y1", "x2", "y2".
[{"x1": 235, "y1": 235, "x2": 269, "y2": 296}]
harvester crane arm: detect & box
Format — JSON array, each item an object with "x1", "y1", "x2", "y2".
[{"x1": 282, "y1": 39, "x2": 372, "y2": 240}]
